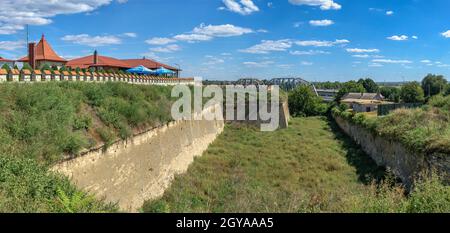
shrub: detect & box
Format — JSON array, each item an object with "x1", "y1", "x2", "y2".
[
  {"x1": 0, "y1": 156, "x2": 116, "y2": 212},
  {"x1": 407, "y1": 174, "x2": 450, "y2": 213},
  {"x1": 401, "y1": 82, "x2": 425, "y2": 103},
  {"x1": 421, "y1": 74, "x2": 447, "y2": 97},
  {"x1": 96, "y1": 127, "x2": 115, "y2": 148},
  {"x1": 289, "y1": 85, "x2": 328, "y2": 117}
]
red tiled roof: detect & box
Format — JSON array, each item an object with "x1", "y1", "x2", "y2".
[
  {"x1": 18, "y1": 35, "x2": 67, "y2": 63},
  {"x1": 22, "y1": 69, "x2": 32, "y2": 75},
  {"x1": 34, "y1": 70, "x2": 42, "y2": 75},
  {"x1": 67, "y1": 54, "x2": 132, "y2": 69},
  {"x1": 0, "y1": 57, "x2": 14, "y2": 62},
  {"x1": 0, "y1": 69, "x2": 8, "y2": 75},
  {"x1": 122, "y1": 58, "x2": 180, "y2": 71},
  {"x1": 43, "y1": 70, "x2": 52, "y2": 75}
]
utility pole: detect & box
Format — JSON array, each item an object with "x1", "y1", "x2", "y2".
[{"x1": 26, "y1": 24, "x2": 29, "y2": 46}]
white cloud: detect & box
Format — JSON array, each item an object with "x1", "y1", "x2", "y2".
[
  {"x1": 239, "y1": 39, "x2": 292, "y2": 54},
  {"x1": 149, "y1": 44, "x2": 181, "y2": 53},
  {"x1": 243, "y1": 61, "x2": 274, "y2": 67},
  {"x1": 0, "y1": 40, "x2": 25, "y2": 51},
  {"x1": 288, "y1": 0, "x2": 341, "y2": 10},
  {"x1": 293, "y1": 22, "x2": 303, "y2": 28},
  {"x1": 369, "y1": 63, "x2": 383, "y2": 67},
  {"x1": 146, "y1": 37, "x2": 177, "y2": 45},
  {"x1": 412, "y1": 35, "x2": 418, "y2": 39},
  {"x1": 192, "y1": 23, "x2": 253, "y2": 37},
  {"x1": 203, "y1": 55, "x2": 225, "y2": 65},
  {"x1": 420, "y1": 60, "x2": 431, "y2": 63},
  {"x1": 122, "y1": 32, "x2": 137, "y2": 38},
  {"x1": 387, "y1": 35, "x2": 408, "y2": 41},
  {"x1": 372, "y1": 59, "x2": 412, "y2": 64},
  {"x1": 352, "y1": 54, "x2": 370, "y2": 58},
  {"x1": 290, "y1": 50, "x2": 330, "y2": 55},
  {"x1": 173, "y1": 34, "x2": 213, "y2": 43},
  {"x1": 309, "y1": 19, "x2": 334, "y2": 27},
  {"x1": 346, "y1": 48, "x2": 379, "y2": 53},
  {"x1": 61, "y1": 34, "x2": 122, "y2": 47},
  {"x1": 301, "y1": 61, "x2": 313, "y2": 66},
  {"x1": 0, "y1": 0, "x2": 125, "y2": 34},
  {"x1": 386, "y1": 11, "x2": 394, "y2": 15},
  {"x1": 295, "y1": 39, "x2": 349, "y2": 47},
  {"x1": 441, "y1": 30, "x2": 450, "y2": 38},
  {"x1": 220, "y1": 0, "x2": 259, "y2": 15}
]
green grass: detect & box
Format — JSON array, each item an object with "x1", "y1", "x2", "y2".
[
  {"x1": 0, "y1": 82, "x2": 175, "y2": 164},
  {"x1": 0, "y1": 82, "x2": 176, "y2": 212},
  {"x1": 142, "y1": 117, "x2": 449, "y2": 213},
  {"x1": 332, "y1": 96, "x2": 450, "y2": 155},
  {"x1": 141, "y1": 117, "x2": 378, "y2": 213}
]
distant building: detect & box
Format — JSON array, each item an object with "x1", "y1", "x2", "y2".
[
  {"x1": 66, "y1": 50, "x2": 132, "y2": 71},
  {"x1": 0, "y1": 57, "x2": 14, "y2": 68},
  {"x1": 18, "y1": 35, "x2": 67, "y2": 69},
  {"x1": 341, "y1": 92, "x2": 391, "y2": 113},
  {"x1": 122, "y1": 57, "x2": 181, "y2": 77}
]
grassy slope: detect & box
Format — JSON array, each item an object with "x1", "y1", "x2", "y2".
[
  {"x1": 143, "y1": 117, "x2": 450, "y2": 213},
  {"x1": 0, "y1": 82, "x2": 174, "y2": 212}
]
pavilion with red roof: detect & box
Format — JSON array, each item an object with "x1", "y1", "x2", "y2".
[
  {"x1": 66, "y1": 50, "x2": 133, "y2": 71},
  {"x1": 18, "y1": 34, "x2": 67, "y2": 68}
]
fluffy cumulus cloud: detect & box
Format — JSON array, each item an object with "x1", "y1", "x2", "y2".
[
  {"x1": 288, "y1": 0, "x2": 341, "y2": 10},
  {"x1": 346, "y1": 48, "x2": 379, "y2": 53},
  {"x1": 0, "y1": 40, "x2": 25, "y2": 51},
  {"x1": 146, "y1": 37, "x2": 177, "y2": 45},
  {"x1": 173, "y1": 34, "x2": 213, "y2": 43},
  {"x1": 149, "y1": 44, "x2": 181, "y2": 53},
  {"x1": 192, "y1": 24, "x2": 253, "y2": 37},
  {"x1": 387, "y1": 35, "x2": 409, "y2": 41},
  {"x1": 239, "y1": 39, "x2": 293, "y2": 54},
  {"x1": 61, "y1": 34, "x2": 122, "y2": 47},
  {"x1": 442, "y1": 30, "x2": 450, "y2": 38},
  {"x1": 309, "y1": 19, "x2": 334, "y2": 27},
  {"x1": 295, "y1": 39, "x2": 349, "y2": 47},
  {"x1": 0, "y1": 0, "x2": 125, "y2": 34},
  {"x1": 220, "y1": 0, "x2": 260, "y2": 15}
]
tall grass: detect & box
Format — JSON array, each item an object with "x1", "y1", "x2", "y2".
[
  {"x1": 142, "y1": 118, "x2": 449, "y2": 213},
  {"x1": 0, "y1": 82, "x2": 175, "y2": 164}
]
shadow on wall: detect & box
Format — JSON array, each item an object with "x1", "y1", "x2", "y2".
[{"x1": 326, "y1": 115, "x2": 386, "y2": 185}]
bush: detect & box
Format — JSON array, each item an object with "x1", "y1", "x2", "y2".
[
  {"x1": 401, "y1": 82, "x2": 425, "y2": 103},
  {"x1": 407, "y1": 174, "x2": 450, "y2": 213},
  {"x1": 289, "y1": 85, "x2": 328, "y2": 117},
  {"x1": 422, "y1": 74, "x2": 447, "y2": 97},
  {"x1": 0, "y1": 156, "x2": 116, "y2": 213}
]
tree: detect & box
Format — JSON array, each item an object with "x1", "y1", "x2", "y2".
[
  {"x1": 421, "y1": 74, "x2": 447, "y2": 97},
  {"x1": 445, "y1": 84, "x2": 450, "y2": 96},
  {"x1": 22, "y1": 63, "x2": 32, "y2": 70},
  {"x1": 289, "y1": 85, "x2": 328, "y2": 117},
  {"x1": 51, "y1": 65, "x2": 58, "y2": 71},
  {"x1": 380, "y1": 86, "x2": 401, "y2": 103},
  {"x1": 1, "y1": 63, "x2": 11, "y2": 71},
  {"x1": 358, "y1": 78, "x2": 379, "y2": 93},
  {"x1": 40, "y1": 64, "x2": 51, "y2": 71},
  {"x1": 401, "y1": 82, "x2": 425, "y2": 103},
  {"x1": 335, "y1": 81, "x2": 366, "y2": 101}
]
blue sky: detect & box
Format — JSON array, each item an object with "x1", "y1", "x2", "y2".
[{"x1": 0, "y1": 0, "x2": 450, "y2": 82}]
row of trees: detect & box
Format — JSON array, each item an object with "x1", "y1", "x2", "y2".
[{"x1": 332, "y1": 74, "x2": 449, "y2": 103}]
